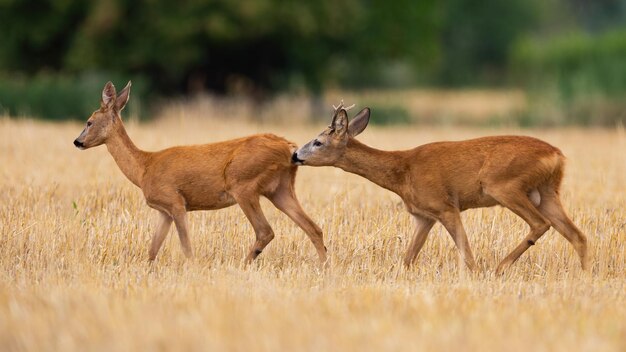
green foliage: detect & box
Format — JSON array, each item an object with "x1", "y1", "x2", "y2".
[
  {"x1": 0, "y1": 0, "x2": 540, "y2": 94},
  {"x1": 0, "y1": 0, "x2": 624, "y2": 125},
  {"x1": 0, "y1": 0, "x2": 440, "y2": 95},
  {"x1": 434, "y1": 0, "x2": 539, "y2": 86},
  {"x1": 512, "y1": 28, "x2": 626, "y2": 125},
  {"x1": 0, "y1": 72, "x2": 148, "y2": 120},
  {"x1": 0, "y1": 0, "x2": 86, "y2": 74},
  {"x1": 367, "y1": 105, "x2": 412, "y2": 125},
  {"x1": 327, "y1": 0, "x2": 440, "y2": 88}
]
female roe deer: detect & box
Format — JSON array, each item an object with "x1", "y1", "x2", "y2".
[
  {"x1": 292, "y1": 103, "x2": 588, "y2": 274},
  {"x1": 73, "y1": 81, "x2": 327, "y2": 264}
]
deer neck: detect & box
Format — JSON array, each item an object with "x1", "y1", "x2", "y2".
[
  {"x1": 335, "y1": 138, "x2": 407, "y2": 195},
  {"x1": 105, "y1": 121, "x2": 148, "y2": 188}
]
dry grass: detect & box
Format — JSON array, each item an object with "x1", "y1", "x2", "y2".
[
  {"x1": 0, "y1": 109, "x2": 624, "y2": 351},
  {"x1": 158, "y1": 88, "x2": 527, "y2": 125},
  {"x1": 324, "y1": 89, "x2": 527, "y2": 123}
]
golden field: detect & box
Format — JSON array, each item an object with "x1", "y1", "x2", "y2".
[{"x1": 0, "y1": 107, "x2": 624, "y2": 351}]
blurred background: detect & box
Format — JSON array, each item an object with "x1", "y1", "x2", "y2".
[{"x1": 0, "y1": 0, "x2": 624, "y2": 126}]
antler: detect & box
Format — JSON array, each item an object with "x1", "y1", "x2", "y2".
[
  {"x1": 332, "y1": 99, "x2": 355, "y2": 112},
  {"x1": 329, "y1": 99, "x2": 356, "y2": 130}
]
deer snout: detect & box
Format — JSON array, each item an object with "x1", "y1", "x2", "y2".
[
  {"x1": 74, "y1": 139, "x2": 85, "y2": 149},
  {"x1": 291, "y1": 152, "x2": 305, "y2": 165}
]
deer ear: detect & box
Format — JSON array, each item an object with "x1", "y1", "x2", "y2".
[
  {"x1": 101, "y1": 81, "x2": 116, "y2": 110},
  {"x1": 115, "y1": 81, "x2": 131, "y2": 112},
  {"x1": 348, "y1": 107, "x2": 370, "y2": 137},
  {"x1": 331, "y1": 109, "x2": 349, "y2": 136}
]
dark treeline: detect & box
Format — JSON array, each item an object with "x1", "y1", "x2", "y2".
[
  {"x1": 0, "y1": 0, "x2": 540, "y2": 93},
  {"x1": 0, "y1": 0, "x2": 624, "y2": 123}
]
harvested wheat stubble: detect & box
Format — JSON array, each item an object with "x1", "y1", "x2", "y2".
[{"x1": 0, "y1": 114, "x2": 624, "y2": 352}]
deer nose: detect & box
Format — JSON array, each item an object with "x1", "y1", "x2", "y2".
[
  {"x1": 291, "y1": 152, "x2": 304, "y2": 164},
  {"x1": 73, "y1": 139, "x2": 84, "y2": 148}
]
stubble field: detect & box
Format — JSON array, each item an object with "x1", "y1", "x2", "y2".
[{"x1": 0, "y1": 110, "x2": 624, "y2": 351}]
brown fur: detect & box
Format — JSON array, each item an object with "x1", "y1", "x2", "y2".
[
  {"x1": 74, "y1": 81, "x2": 327, "y2": 263},
  {"x1": 294, "y1": 107, "x2": 588, "y2": 274}
]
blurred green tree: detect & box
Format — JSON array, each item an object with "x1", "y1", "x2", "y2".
[
  {"x1": 0, "y1": 0, "x2": 624, "y2": 123},
  {"x1": 0, "y1": 0, "x2": 441, "y2": 94},
  {"x1": 435, "y1": 0, "x2": 539, "y2": 85}
]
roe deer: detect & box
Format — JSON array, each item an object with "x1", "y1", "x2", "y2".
[
  {"x1": 292, "y1": 103, "x2": 588, "y2": 274},
  {"x1": 73, "y1": 81, "x2": 327, "y2": 264}
]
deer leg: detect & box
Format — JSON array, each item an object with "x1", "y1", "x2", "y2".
[
  {"x1": 235, "y1": 194, "x2": 275, "y2": 263},
  {"x1": 488, "y1": 188, "x2": 551, "y2": 275},
  {"x1": 268, "y1": 187, "x2": 327, "y2": 264},
  {"x1": 438, "y1": 209, "x2": 478, "y2": 271},
  {"x1": 171, "y1": 205, "x2": 193, "y2": 259},
  {"x1": 146, "y1": 192, "x2": 191, "y2": 259},
  {"x1": 538, "y1": 190, "x2": 589, "y2": 270},
  {"x1": 148, "y1": 210, "x2": 173, "y2": 261},
  {"x1": 404, "y1": 215, "x2": 436, "y2": 267}
]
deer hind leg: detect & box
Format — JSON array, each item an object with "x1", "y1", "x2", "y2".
[
  {"x1": 234, "y1": 193, "x2": 275, "y2": 264},
  {"x1": 404, "y1": 215, "x2": 436, "y2": 267},
  {"x1": 438, "y1": 209, "x2": 478, "y2": 271},
  {"x1": 537, "y1": 189, "x2": 589, "y2": 270},
  {"x1": 268, "y1": 186, "x2": 327, "y2": 264},
  {"x1": 487, "y1": 186, "x2": 551, "y2": 275},
  {"x1": 148, "y1": 210, "x2": 173, "y2": 261}
]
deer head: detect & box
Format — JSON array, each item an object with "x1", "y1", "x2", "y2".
[
  {"x1": 73, "y1": 81, "x2": 131, "y2": 149},
  {"x1": 292, "y1": 103, "x2": 370, "y2": 166}
]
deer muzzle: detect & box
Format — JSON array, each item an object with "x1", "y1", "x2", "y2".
[{"x1": 291, "y1": 152, "x2": 305, "y2": 165}]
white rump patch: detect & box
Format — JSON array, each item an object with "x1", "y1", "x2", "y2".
[{"x1": 528, "y1": 189, "x2": 541, "y2": 207}]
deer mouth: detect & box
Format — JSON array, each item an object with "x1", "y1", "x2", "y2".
[{"x1": 291, "y1": 152, "x2": 305, "y2": 165}]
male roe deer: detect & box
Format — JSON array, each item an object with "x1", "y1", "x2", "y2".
[
  {"x1": 73, "y1": 81, "x2": 327, "y2": 264},
  {"x1": 292, "y1": 103, "x2": 588, "y2": 274}
]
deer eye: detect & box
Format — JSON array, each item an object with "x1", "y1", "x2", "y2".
[
  {"x1": 313, "y1": 140, "x2": 322, "y2": 147},
  {"x1": 87, "y1": 121, "x2": 93, "y2": 127}
]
